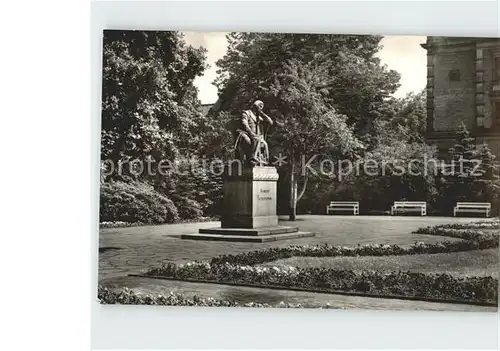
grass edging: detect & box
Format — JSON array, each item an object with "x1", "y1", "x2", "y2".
[{"x1": 129, "y1": 273, "x2": 498, "y2": 307}]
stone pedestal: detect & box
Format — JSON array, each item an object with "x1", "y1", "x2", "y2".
[
  {"x1": 181, "y1": 165, "x2": 314, "y2": 242},
  {"x1": 221, "y1": 166, "x2": 279, "y2": 228}
]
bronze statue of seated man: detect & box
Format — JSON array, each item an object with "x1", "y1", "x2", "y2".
[{"x1": 233, "y1": 100, "x2": 273, "y2": 167}]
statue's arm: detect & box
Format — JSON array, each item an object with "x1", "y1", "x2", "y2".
[{"x1": 259, "y1": 111, "x2": 274, "y2": 126}]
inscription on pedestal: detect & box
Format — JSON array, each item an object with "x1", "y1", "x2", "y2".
[{"x1": 257, "y1": 188, "x2": 272, "y2": 201}]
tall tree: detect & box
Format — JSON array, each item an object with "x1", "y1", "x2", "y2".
[
  {"x1": 269, "y1": 60, "x2": 363, "y2": 219},
  {"x1": 100, "y1": 30, "x2": 207, "y2": 174},
  {"x1": 214, "y1": 33, "x2": 400, "y2": 140},
  {"x1": 100, "y1": 30, "x2": 220, "y2": 223},
  {"x1": 213, "y1": 33, "x2": 399, "y2": 219}
]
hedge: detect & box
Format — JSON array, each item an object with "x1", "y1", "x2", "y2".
[{"x1": 171, "y1": 195, "x2": 204, "y2": 220}]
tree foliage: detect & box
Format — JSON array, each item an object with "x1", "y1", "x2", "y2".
[
  {"x1": 390, "y1": 90, "x2": 427, "y2": 142},
  {"x1": 99, "y1": 30, "x2": 224, "y2": 223},
  {"x1": 214, "y1": 33, "x2": 401, "y2": 139},
  {"x1": 352, "y1": 119, "x2": 438, "y2": 211},
  {"x1": 437, "y1": 123, "x2": 500, "y2": 212},
  {"x1": 100, "y1": 181, "x2": 179, "y2": 224},
  {"x1": 100, "y1": 30, "x2": 207, "y2": 167}
]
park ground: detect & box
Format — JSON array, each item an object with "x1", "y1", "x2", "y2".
[{"x1": 98, "y1": 215, "x2": 498, "y2": 312}]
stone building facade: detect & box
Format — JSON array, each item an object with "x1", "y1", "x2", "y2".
[{"x1": 422, "y1": 36, "x2": 500, "y2": 157}]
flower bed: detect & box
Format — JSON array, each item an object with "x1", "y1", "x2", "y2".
[
  {"x1": 420, "y1": 221, "x2": 499, "y2": 231},
  {"x1": 99, "y1": 221, "x2": 145, "y2": 229},
  {"x1": 135, "y1": 220, "x2": 498, "y2": 306},
  {"x1": 144, "y1": 262, "x2": 498, "y2": 304},
  {"x1": 97, "y1": 286, "x2": 334, "y2": 308},
  {"x1": 210, "y1": 239, "x2": 498, "y2": 266},
  {"x1": 99, "y1": 216, "x2": 220, "y2": 229},
  {"x1": 413, "y1": 227, "x2": 499, "y2": 241}
]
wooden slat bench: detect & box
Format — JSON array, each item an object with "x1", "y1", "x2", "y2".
[
  {"x1": 326, "y1": 201, "x2": 359, "y2": 215},
  {"x1": 391, "y1": 201, "x2": 426, "y2": 216},
  {"x1": 454, "y1": 202, "x2": 491, "y2": 217}
]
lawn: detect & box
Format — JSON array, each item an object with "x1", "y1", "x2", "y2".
[{"x1": 260, "y1": 248, "x2": 499, "y2": 278}]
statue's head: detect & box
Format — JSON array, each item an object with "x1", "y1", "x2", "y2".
[{"x1": 252, "y1": 100, "x2": 264, "y2": 113}]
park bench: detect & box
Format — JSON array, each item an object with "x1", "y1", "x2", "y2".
[
  {"x1": 454, "y1": 202, "x2": 491, "y2": 217},
  {"x1": 391, "y1": 201, "x2": 426, "y2": 216},
  {"x1": 326, "y1": 201, "x2": 359, "y2": 215}
]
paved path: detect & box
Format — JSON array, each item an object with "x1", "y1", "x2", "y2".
[{"x1": 98, "y1": 215, "x2": 475, "y2": 280}]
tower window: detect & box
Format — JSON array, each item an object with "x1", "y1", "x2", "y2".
[{"x1": 448, "y1": 68, "x2": 461, "y2": 82}]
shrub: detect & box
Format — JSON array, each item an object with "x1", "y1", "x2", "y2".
[
  {"x1": 435, "y1": 124, "x2": 500, "y2": 214},
  {"x1": 171, "y1": 195, "x2": 204, "y2": 220},
  {"x1": 100, "y1": 181, "x2": 179, "y2": 224}
]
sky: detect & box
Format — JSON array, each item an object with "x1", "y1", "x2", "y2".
[{"x1": 183, "y1": 32, "x2": 427, "y2": 105}]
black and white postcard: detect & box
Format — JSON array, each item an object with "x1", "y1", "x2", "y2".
[{"x1": 98, "y1": 30, "x2": 499, "y2": 312}]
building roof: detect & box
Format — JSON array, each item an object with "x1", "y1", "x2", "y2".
[
  {"x1": 200, "y1": 99, "x2": 222, "y2": 116},
  {"x1": 421, "y1": 36, "x2": 500, "y2": 50},
  {"x1": 200, "y1": 103, "x2": 214, "y2": 116}
]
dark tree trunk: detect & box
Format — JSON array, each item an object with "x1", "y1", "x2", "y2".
[{"x1": 289, "y1": 161, "x2": 297, "y2": 221}]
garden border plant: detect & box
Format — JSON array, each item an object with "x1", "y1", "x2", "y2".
[
  {"x1": 99, "y1": 216, "x2": 220, "y2": 229},
  {"x1": 207, "y1": 220, "x2": 499, "y2": 266},
  {"x1": 97, "y1": 286, "x2": 342, "y2": 308},
  {"x1": 121, "y1": 220, "x2": 500, "y2": 307},
  {"x1": 415, "y1": 221, "x2": 499, "y2": 230},
  {"x1": 141, "y1": 261, "x2": 497, "y2": 305},
  {"x1": 208, "y1": 239, "x2": 498, "y2": 266}
]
